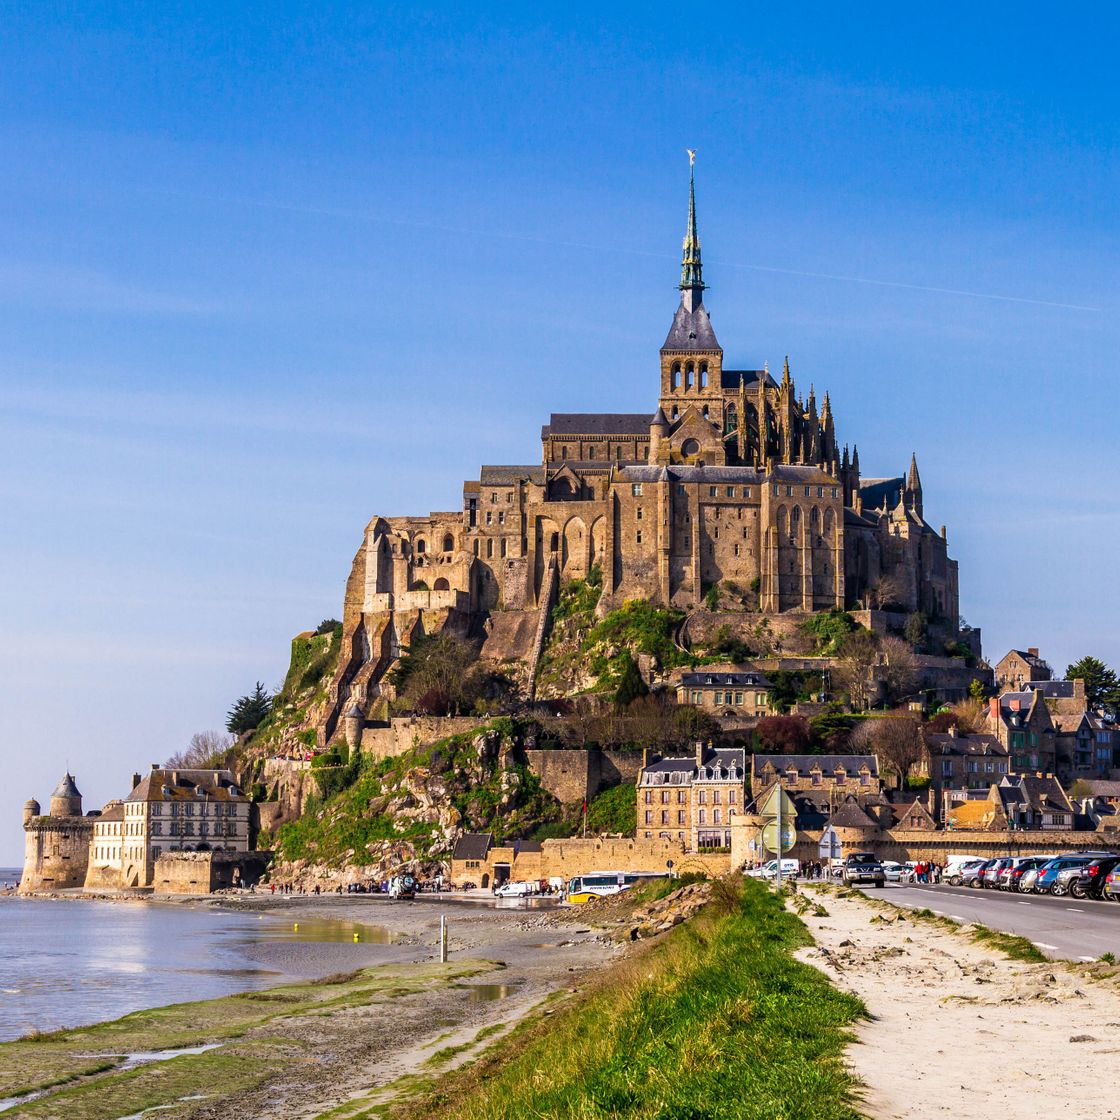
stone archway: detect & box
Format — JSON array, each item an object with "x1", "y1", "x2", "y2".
[{"x1": 562, "y1": 516, "x2": 588, "y2": 578}]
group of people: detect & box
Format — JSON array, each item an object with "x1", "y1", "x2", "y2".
[{"x1": 910, "y1": 861, "x2": 942, "y2": 883}]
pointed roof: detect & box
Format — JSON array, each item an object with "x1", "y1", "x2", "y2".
[
  {"x1": 907, "y1": 453, "x2": 922, "y2": 492},
  {"x1": 52, "y1": 772, "x2": 81, "y2": 800},
  {"x1": 662, "y1": 155, "x2": 721, "y2": 352}
]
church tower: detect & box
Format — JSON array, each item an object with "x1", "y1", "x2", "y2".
[{"x1": 658, "y1": 154, "x2": 725, "y2": 434}]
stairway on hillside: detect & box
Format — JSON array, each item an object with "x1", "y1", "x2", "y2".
[{"x1": 528, "y1": 557, "x2": 559, "y2": 700}]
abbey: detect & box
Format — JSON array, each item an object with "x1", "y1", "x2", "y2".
[{"x1": 327, "y1": 167, "x2": 959, "y2": 735}]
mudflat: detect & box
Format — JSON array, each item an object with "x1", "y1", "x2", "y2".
[{"x1": 0, "y1": 894, "x2": 615, "y2": 1120}]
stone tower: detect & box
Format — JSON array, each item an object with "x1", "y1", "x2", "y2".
[{"x1": 20, "y1": 773, "x2": 93, "y2": 894}]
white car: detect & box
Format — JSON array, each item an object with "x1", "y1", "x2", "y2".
[
  {"x1": 494, "y1": 880, "x2": 535, "y2": 897},
  {"x1": 881, "y1": 861, "x2": 906, "y2": 882}
]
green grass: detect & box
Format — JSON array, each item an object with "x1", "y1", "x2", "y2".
[
  {"x1": 968, "y1": 924, "x2": 1048, "y2": 963},
  {"x1": 394, "y1": 878, "x2": 866, "y2": 1119}
]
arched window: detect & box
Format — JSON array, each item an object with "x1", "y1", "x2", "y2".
[
  {"x1": 681, "y1": 437, "x2": 701, "y2": 458},
  {"x1": 415, "y1": 538, "x2": 426, "y2": 554},
  {"x1": 725, "y1": 406, "x2": 737, "y2": 435},
  {"x1": 486, "y1": 539, "x2": 493, "y2": 559},
  {"x1": 433, "y1": 577, "x2": 450, "y2": 591},
  {"x1": 824, "y1": 508, "x2": 834, "y2": 535},
  {"x1": 700, "y1": 362, "x2": 708, "y2": 389},
  {"x1": 671, "y1": 406, "x2": 679, "y2": 421},
  {"x1": 685, "y1": 363, "x2": 694, "y2": 390},
  {"x1": 473, "y1": 540, "x2": 480, "y2": 557},
  {"x1": 777, "y1": 506, "x2": 788, "y2": 538},
  {"x1": 811, "y1": 507, "x2": 820, "y2": 537},
  {"x1": 443, "y1": 534, "x2": 454, "y2": 552},
  {"x1": 500, "y1": 538, "x2": 507, "y2": 557},
  {"x1": 671, "y1": 363, "x2": 681, "y2": 390},
  {"x1": 791, "y1": 506, "x2": 801, "y2": 544},
  {"x1": 702, "y1": 405, "x2": 710, "y2": 420}
]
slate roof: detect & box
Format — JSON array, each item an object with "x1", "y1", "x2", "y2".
[
  {"x1": 52, "y1": 773, "x2": 81, "y2": 799},
  {"x1": 641, "y1": 748, "x2": 746, "y2": 783},
  {"x1": 999, "y1": 774, "x2": 1073, "y2": 814},
  {"x1": 478, "y1": 465, "x2": 547, "y2": 485},
  {"x1": 924, "y1": 732, "x2": 1006, "y2": 757},
  {"x1": 1080, "y1": 781, "x2": 1120, "y2": 799},
  {"x1": 542, "y1": 413, "x2": 653, "y2": 437},
  {"x1": 719, "y1": 369, "x2": 773, "y2": 391},
  {"x1": 451, "y1": 833, "x2": 493, "y2": 861},
  {"x1": 1008, "y1": 649, "x2": 1050, "y2": 670},
  {"x1": 828, "y1": 798, "x2": 878, "y2": 829},
  {"x1": 95, "y1": 803, "x2": 125, "y2": 823},
  {"x1": 679, "y1": 671, "x2": 772, "y2": 688},
  {"x1": 752, "y1": 754, "x2": 878, "y2": 779},
  {"x1": 661, "y1": 301, "x2": 721, "y2": 351},
  {"x1": 859, "y1": 477, "x2": 905, "y2": 511},
  {"x1": 126, "y1": 769, "x2": 246, "y2": 803},
  {"x1": 1027, "y1": 680, "x2": 1076, "y2": 699}
]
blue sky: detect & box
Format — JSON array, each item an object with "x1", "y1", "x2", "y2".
[{"x1": 2, "y1": 5, "x2": 1117, "y2": 862}]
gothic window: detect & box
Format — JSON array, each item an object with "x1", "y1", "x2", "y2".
[
  {"x1": 473, "y1": 540, "x2": 480, "y2": 557},
  {"x1": 725, "y1": 407, "x2": 737, "y2": 435},
  {"x1": 702, "y1": 405, "x2": 710, "y2": 419},
  {"x1": 681, "y1": 438, "x2": 700, "y2": 457},
  {"x1": 500, "y1": 539, "x2": 507, "y2": 557}
]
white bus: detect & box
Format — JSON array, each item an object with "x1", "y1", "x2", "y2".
[{"x1": 566, "y1": 871, "x2": 666, "y2": 904}]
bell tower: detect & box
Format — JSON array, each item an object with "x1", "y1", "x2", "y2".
[{"x1": 659, "y1": 152, "x2": 724, "y2": 429}]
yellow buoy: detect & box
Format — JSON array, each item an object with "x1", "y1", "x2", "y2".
[
  {"x1": 294, "y1": 922, "x2": 298, "y2": 931},
  {"x1": 353, "y1": 932, "x2": 359, "y2": 942}
]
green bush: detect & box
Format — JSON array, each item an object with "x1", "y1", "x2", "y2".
[
  {"x1": 800, "y1": 609, "x2": 858, "y2": 654},
  {"x1": 585, "y1": 783, "x2": 637, "y2": 835}
]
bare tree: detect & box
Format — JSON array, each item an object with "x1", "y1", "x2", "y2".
[
  {"x1": 869, "y1": 571, "x2": 908, "y2": 611},
  {"x1": 948, "y1": 697, "x2": 985, "y2": 734},
  {"x1": 165, "y1": 730, "x2": 235, "y2": 769},
  {"x1": 833, "y1": 629, "x2": 877, "y2": 710},
  {"x1": 879, "y1": 635, "x2": 919, "y2": 707},
  {"x1": 850, "y1": 716, "x2": 923, "y2": 786}
]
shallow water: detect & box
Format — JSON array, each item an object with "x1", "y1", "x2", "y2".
[{"x1": 0, "y1": 891, "x2": 394, "y2": 1042}]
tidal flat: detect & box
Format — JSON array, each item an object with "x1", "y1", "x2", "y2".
[{"x1": 0, "y1": 896, "x2": 614, "y2": 1119}]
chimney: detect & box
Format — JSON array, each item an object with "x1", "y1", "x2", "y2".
[
  {"x1": 947, "y1": 725, "x2": 958, "y2": 738},
  {"x1": 172, "y1": 771, "x2": 180, "y2": 787},
  {"x1": 151, "y1": 762, "x2": 160, "y2": 770},
  {"x1": 989, "y1": 697, "x2": 999, "y2": 718},
  {"x1": 131, "y1": 772, "x2": 141, "y2": 790},
  {"x1": 1027, "y1": 647, "x2": 1039, "y2": 657},
  {"x1": 1073, "y1": 678, "x2": 1086, "y2": 702},
  {"x1": 642, "y1": 746, "x2": 651, "y2": 769},
  {"x1": 695, "y1": 741, "x2": 705, "y2": 767}
]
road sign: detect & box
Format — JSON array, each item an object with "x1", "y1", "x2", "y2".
[
  {"x1": 757, "y1": 785, "x2": 797, "y2": 821},
  {"x1": 818, "y1": 825, "x2": 843, "y2": 860},
  {"x1": 761, "y1": 818, "x2": 796, "y2": 855}
]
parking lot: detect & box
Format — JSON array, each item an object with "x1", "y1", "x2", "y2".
[{"x1": 882, "y1": 880, "x2": 1120, "y2": 961}]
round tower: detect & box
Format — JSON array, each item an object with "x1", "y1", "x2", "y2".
[
  {"x1": 22, "y1": 799, "x2": 40, "y2": 826},
  {"x1": 49, "y1": 773, "x2": 82, "y2": 818},
  {"x1": 344, "y1": 703, "x2": 364, "y2": 755}
]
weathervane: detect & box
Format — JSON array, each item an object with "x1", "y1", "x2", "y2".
[{"x1": 687, "y1": 148, "x2": 696, "y2": 167}]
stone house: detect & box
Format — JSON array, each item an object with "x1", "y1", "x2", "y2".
[
  {"x1": 995, "y1": 648, "x2": 1051, "y2": 692},
  {"x1": 675, "y1": 670, "x2": 773, "y2": 719},
  {"x1": 637, "y1": 746, "x2": 747, "y2": 850},
  {"x1": 996, "y1": 773, "x2": 1076, "y2": 830},
  {"x1": 921, "y1": 729, "x2": 1009, "y2": 820},
  {"x1": 982, "y1": 691, "x2": 1059, "y2": 777},
  {"x1": 750, "y1": 754, "x2": 880, "y2": 800},
  {"x1": 85, "y1": 767, "x2": 251, "y2": 890}
]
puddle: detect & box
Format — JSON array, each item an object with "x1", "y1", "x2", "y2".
[
  {"x1": 0, "y1": 1090, "x2": 45, "y2": 1114},
  {"x1": 119, "y1": 1043, "x2": 222, "y2": 1070},
  {"x1": 117, "y1": 1094, "x2": 210, "y2": 1120},
  {"x1": 257, "y1": 919, "x2": 397, "y2": 945},
  {"x1": 458, "y1": 983, "x2": 517, "y2": 1002}
]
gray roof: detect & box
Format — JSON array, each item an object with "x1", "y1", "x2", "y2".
[
  {"x1": 52, "y1": 773, "x2": 81, "y2": 799},
  {"x1": 542, "y1": 414, "x2": 653, "y2": 437},
  {"x1": 859, "y1": 477, "x2": 904, "y2": 511},
  {"x1": 827, "y1": 798, "x2": 878, "y2": 829},
  {"x1": 925, "y1": 732, "x2": 1006, "y2": 757},
  {"x1": 680, "y1": 671, "x2": 771, "y2": 688},
  {"x1": 753, "y1": 754, "x2": 878, "y2": 778},
  {"x1": 452, "y1": 833, "x2": 493, "y2": 861},
  {"x1": 620, "y1": 464, "x2": 833, "y2": 485},
  {"x1": 662, "y1": 300, "x2": 721, "y2": 351},
  {"x1": 719, "y1": 369, "x2": 772, "y2": 391},
  {"x1": 479, "y1": 465, "x2": 547, "y2": 485},
  {"x1": 1027, "y1": 680, "x2": 1075, "y2": 698},
  {"x1": 643, "y1": 747, "x2": 746, "y2": 779}
]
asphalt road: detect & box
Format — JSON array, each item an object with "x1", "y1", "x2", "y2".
[{"x1": 881, "y1": 881, "x2": 1120, "y2": 961}]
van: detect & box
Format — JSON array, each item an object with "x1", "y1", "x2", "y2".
[{"x1": 744, "y1": 859, "x2": 800, "y2": 880}]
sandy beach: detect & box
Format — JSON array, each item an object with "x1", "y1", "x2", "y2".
[{"x1": 797, "y1": 885, "x2": 1120, "y2": 1120}]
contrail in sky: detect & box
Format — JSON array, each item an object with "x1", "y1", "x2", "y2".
[{"x1": 152, "y1": 189, "x2": 1102, "y2": 314}]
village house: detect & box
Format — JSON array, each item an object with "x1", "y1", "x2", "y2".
[
  {"x1": 996, "y1": 773, "x2": 1076, "y2": 830},
  {"x1": 994, "y1": 648, "x2": 1051, "y2": 692},
  {"x1": 921, "y1": 728, "x2": 1009, "y2": 822},
  {"x1": 637, "y1": 746, "x2": 747, "y2": 850},
  {"x1": 982, "y1": 690, "x2": 1059, "y2": 776},
  {"x1": 84, "y1": 767, "x2": 251, "y2": 890},
  {"x1": 749, "y1": 754, "x2": 880, "y2": 800},
  {"x1": 675, "y1": 670, "x2": 773, "y2": 718}
]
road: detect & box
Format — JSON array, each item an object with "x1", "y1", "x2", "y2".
[{"x1": 879, "y1": 881, "x2": 1120, "y2": 961}]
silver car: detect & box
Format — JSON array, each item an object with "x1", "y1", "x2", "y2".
[{"x1": 1018, "y1": 864, "x2": 1045, "y2": 894}]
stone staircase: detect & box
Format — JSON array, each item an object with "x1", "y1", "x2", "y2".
[{"x1": 528, "y1": 556, "x2": 560, "y2": 700}]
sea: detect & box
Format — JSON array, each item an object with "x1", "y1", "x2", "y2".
[{"x1": 0, "y1": 870, "x2": 393, "y2": 1043}]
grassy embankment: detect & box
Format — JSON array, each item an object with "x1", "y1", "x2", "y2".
[
  {"x1": 386, "y1": 877, "x2": 866, "y2": 1120},
  {"x1": 0, "y1": 960, "x2": 491, "y2": 1120}
]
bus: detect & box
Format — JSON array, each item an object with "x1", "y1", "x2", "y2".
[{"x1": 566, "y1": 871, "x2": 667, "y2": 905}]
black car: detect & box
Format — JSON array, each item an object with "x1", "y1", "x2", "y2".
[
  {"x1": 1068, "y1": 855, "x2": 1120, "y2": 900},
  {"x1": 843, "y1": 852, "x2": 886, "y2": 888}
]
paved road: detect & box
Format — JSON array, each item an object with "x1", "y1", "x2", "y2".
[{"x1": 880, "y1": 881, "x2": 1120, "y2": 961}]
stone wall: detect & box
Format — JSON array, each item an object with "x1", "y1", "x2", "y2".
[
  {"x1": 524, "y1": 748, "x2": 644, "y2": 805},
  {"x1": 450, "y1": 835, "x2": 730, "y2": 887},
  {"x1": 19, "y1": 817, "x2": 93, "y2": 893},
  {"x1": 359, "y1": 716, "x2": 481, "y2": 762},
  {"x1": 258, "y1": 758, "x2": 317, "y2": 828},
  {"x1": 153, "y1": 851, "x2": 272, "y2": 895}
]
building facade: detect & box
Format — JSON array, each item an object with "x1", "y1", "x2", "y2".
[
  {"x1": 324, "y1": 165, "x2": 963, "y2": 740},
  {"x1": 637, "y1": 746, "x2": 747, "y2": 850},
  {"x1": 675, "y1": 670, "x2": 773, "y2": 717}
]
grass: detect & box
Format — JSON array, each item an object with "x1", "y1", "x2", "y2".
[
  {"x1": 968, "y1": 924, "x2": 1048, "y2": 963},
  {"x1": 392, "y1": 878, "x2": 867, "y2": 1120}
]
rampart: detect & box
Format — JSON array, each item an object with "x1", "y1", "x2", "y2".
[
  {"x1": 19, "y1": 817, "x2": 94, "y2": 893},
  {"x1": 153, "y1": 850, "x2": 273, "y2": 895}
]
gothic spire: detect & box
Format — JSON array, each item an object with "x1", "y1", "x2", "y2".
[{"x1": 679, "y1": 150, "x2": 704, "y2": 300}]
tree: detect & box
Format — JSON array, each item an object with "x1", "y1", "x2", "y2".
[
  {"x1": 903, "y1": 611, "x2": 928, "y2": 652},
  {"x1": 1067, "y1": 656, "x2": 1120, "y2": 709},
  {"x1": 388, "y1": 634, "x2": 486, "y2": 715},
  {"x1": 165, "y1": 730, "x2": 235, "y2": 769},
  {"x1": 852, "y1": 715, "x2": 924, "y2": 786},
  {"x1": 948, "y1": 697, "x2": 985, "y2": 734},
  {"x1": 753, "y1": 715, "x2": 812, "y2": 754},
  {"x1": 879, "y1": 636, "x2": 919, "y2": 707},
  {"x1": 614, "y1": 654, "x2": 649, "y2": 706},
  {"x1": 869, "y1": 571, "x2": 908, "y2": 611},
  {"x1": 227, "y1": 682, "x2": 273, "y2": 735},
  {"x1": 968, "y1": 677, "x2": 989, "y2": 703},
  {"x1": 670, "y1": 703, "x2": 721, "y2": 745},
  {"x1": 809, "y1": 711, "x2": 860, "y2": 752},
  {"x1": 832, "y1": 629, "x2": 878, "y2": 710},
  {"x1": 315, "y1": 618, "x2": 342, "y2": 636}
]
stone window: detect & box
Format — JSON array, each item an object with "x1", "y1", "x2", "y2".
[
  {"x1": 698, "y1": 790, "x2": 706, "y2": 804},
  {"x1": 671, "y1": 364, "x2": 680, "y2": 390},
  {"x1": 786, "y1": 485, "x2": 794, "y2": 496},
  {"x1": 698, "y1": 809, "x2": 706, "y2": 824},
  {"x1": 636, "y1": 531, "x2": 642, "y2": 544},
  {"x1": 500, "y1": 539, "x2": 507, "y2": 557},
  {"x1": 490, "y1": 493, "x2": 497, "y2": 503},
  {"x1": 498, "y1": 512, "x2": 505, "y2": 525},
  {"x1": 661, "y1": 810, "x2": 669, "y2": 824},
  {"x1": 804, "y1": 486, "x2": 811, "y2": 497},
  {"x1": 773, "y1": 485, "x2": 780, "y2": 496},
  {"x1": 678, "y1": 484, "x2": 686, "y2": 495},
  {"x1": 644, "y1": 790, "x2": 652, "y2": 804},
  {"x1": 473, "y1": 540, "x2": 480, "y2": 557},
  {"x1": 443, "y1": 534, "x2": 454, "y2": 552},
  {"x1": 714, "y1": 692, "x2": 723, "y2": 704},
  {"x1": 734, "y1": 692, "x2": 743, "y2": 704},
  {"x1": 416, "y1": 538, "x2": 426, "y2": 553},
  {"x1": 702, "y1": 405, "x2": 710, "y2": 419},
  {"x1": 699, "y1": 363, "x2": 708, "y2": 388},
  {"x1": 691, "y1": 690, "x2": 701, "y2": 703},
  {"x1": 631, "y1": 483, "x2": 643, "y2": 496},
  {"x1": 709, "y1": 486, "x2": 717, "y2": 497},
  {"x1": 678, "y1": 810, "x2": 686, "y2": 824},
  {"x1": 636, "y1": 508, "x2": 643, "y2": 521},
  {"x1": 678, "y1": 790, "x2": 686, "y2": 804},
  {"x1": 729, "y1": 789, "x2": 737, "y2": 805},
  {"x1": 726, "y1": 487, "x2": 734, "y2": 497},
  {"x1": 681, "y1": 438, "x2": 700, "y2": 457},
  {"x1": 713, "y1": 790, "x2": 721, "y2": 805},
  {"x1": 644, "y1": 810, "x2": 652, "y2": 824},
  {"x1": 743, "y1": 487, "x2": 751, "y2": 498},
  {"x1": 734, "y1": 544, "x2": 740, "y2": 557},
  {"x1": 486, "y1": 511, "x2": 492, "y2": 525},
  {"x1": 713, "y1": 809, "x2": 721, "y2": 824},
  {"x1": 831, "y1": 487, "x2": 838, "y2": 498},
  {"x1": 661, "y1": 790, "x2": 670, "y2": 804},
  {"x1": 506, "y1": 492, "x2": 513, "y2": 502},
  {"x1": 559, "y1": 446, "x2": 568, "y2": 459}
]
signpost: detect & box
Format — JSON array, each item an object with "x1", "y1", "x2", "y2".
[
  {"x1": 758, "y1": 784, "x2": 798, "y2": 887},
  {"x1": 818, "y1": 824, "x2": 842, "y2": 869}
]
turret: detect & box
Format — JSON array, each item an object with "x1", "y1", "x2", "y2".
[
  {"x1": 344, "y1": 703, "x2": 364, "y2": 756},
  {"x1": 49, "y1": 773, "x2": 82, "y2": 818},
  {"x1": 22, "y1": 799, "x2": 40, "y2": 826},
  {"x1": 649, "y1": 407, "x2": 670, "y2": 461}
]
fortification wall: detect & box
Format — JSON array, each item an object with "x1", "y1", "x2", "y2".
[
  {"x1": 359, "y1": 716, "x2": 481, "y2": 762},
  {"x1": 153, "y1": 851, "x2": 272, "y2": 895},
  {"x1": 19, "y1": 817, "x2": 94, "y2": 893}
]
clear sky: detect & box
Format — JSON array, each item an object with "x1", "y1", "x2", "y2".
[{"x1": 2, "y1": 5, "x2": 1117, "y2": 863}]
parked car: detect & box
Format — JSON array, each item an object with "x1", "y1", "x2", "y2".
[
  {"x1": 843, "y1": 853, "x2": 885, "y2": 888},
  {"x1": 745, "y1": 859, "x2": 800, "y2": 880},
  {"x1": 964, "y1": 859, "x2": 999, "y2": 888},
  {"x1": 495, "y1": 880, "x2": 536, "y2": 897},
  {"x1": 1035, "y1": 856, "x2": 1097, "y2": 895},
  {"x1": 882, "y1": 861, "x2": 907, "y2": 882},
  {"x1": 947, "y1": 859, "x2": 986, "y2": 887},
  {"x1": 1067, "y1": 856, "x2": 1120, "y2": 900},
  {"x1": 1001, "y1": 857, "x2": 1048, "y2": 892},
  {"x1": 981, "y1": 858, "x2": 1013, "y2": 888},
  {"x1": 1103, "y1": 865, "x2": 1120, "y2": 902}
]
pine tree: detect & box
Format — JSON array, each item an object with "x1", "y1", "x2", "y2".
[
  {"x1": 226, "y1": 681, "x2": 273, "y2": 735},
  {"x1": 614, "y1": 654, "x2": 649, "y2": 707}
]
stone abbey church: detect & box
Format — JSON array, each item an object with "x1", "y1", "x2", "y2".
[{"x1": 327, "y1": 168, "x2": 959, "y2": 734}]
